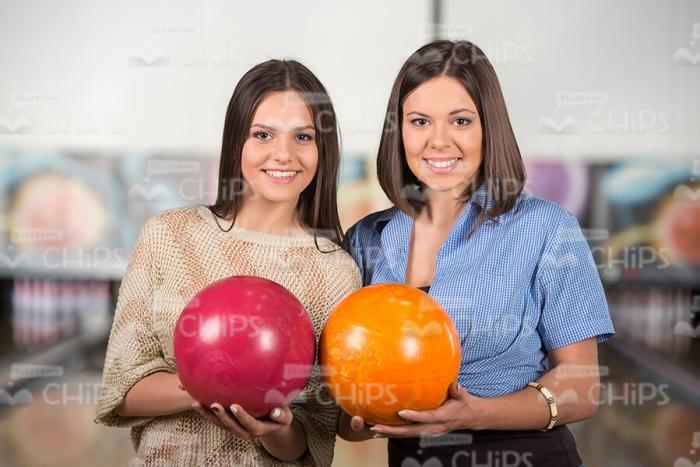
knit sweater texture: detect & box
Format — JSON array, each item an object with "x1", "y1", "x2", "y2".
[{"x1": 95, "y1": 205, "x2": 361, "y2": 466}]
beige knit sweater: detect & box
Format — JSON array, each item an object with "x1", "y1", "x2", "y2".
[{"x1": 95, "y1": 205, "x2": 361, "y2": 466}]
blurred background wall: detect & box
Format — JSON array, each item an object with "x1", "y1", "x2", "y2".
[{"x1": 0, "y1": 1, "x2": 698, "y2": 466}]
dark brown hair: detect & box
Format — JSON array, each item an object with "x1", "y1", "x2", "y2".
[
  {"x1": 377, "y1": 40, "x2": 526, "y2": 236},
  {"x1": 208, "y1": 59, "x2": 342, "y2": 250}
]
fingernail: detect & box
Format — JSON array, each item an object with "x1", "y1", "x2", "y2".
[
  {"x1": 398, "y1": 410, "x2": 408, "y2": 417},
  {"x1": 230, "y1": 405, "x2": 238, "y2": 414},
  {"x1": 373, "y1": 434, "x2": 385, "y2": 439},
  {"x1": 370, "y1": 426, "x2": 379, "y2": 432},
  {"x1": 271, "y1": 408, "x2": 281, "y2": 418}
]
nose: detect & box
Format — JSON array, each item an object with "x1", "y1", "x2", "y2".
[
  {"x1": 272, "y1": 136, "x2": 293, "y2": 164},
  {"x1": 429, "y1": 122, "x2": 451, "y2": 151}
]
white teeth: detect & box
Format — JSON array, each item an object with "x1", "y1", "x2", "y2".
[
  {"x1": 264, "y1": 170, "x2": 297, "y2": 178},
  {"x1": 425, "y1": 159, "x2": 458, "y2": 168}
]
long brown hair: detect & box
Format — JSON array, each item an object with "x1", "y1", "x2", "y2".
[
  {"x1": 208, "y1": 59, "x2": 343, "y2": 250},
  {"x1": 377, "y1": 40, "x2": 526, "y2": 236}
]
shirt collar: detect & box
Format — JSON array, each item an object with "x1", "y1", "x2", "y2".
[{"x1": 372, "y1": 182, "x2": 492, "y2": 230}]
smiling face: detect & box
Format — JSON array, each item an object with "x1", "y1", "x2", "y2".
[
  {"x1": 401, "y1": 75, "x2": 483, "y2": 195},
  {"x1": 240, "y1": 90, "x2": 318, "y2": 205}
]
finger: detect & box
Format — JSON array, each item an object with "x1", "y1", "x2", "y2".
[
  {"x1": 210, "y1": 403, "x2": 253, "y2": 440},
  {"x1": 267, "y1": 406, "x2": 293, "y2": 426},
  {"x1": 350, "y1": 416, "x2": 371, "y2": 433},
  {"x1": 230, "y1": 404, "x2": 292, "y2": 434},
  {"x1": 192, "y1": 402, "x2": 225, "y2": 430},
  {"x1": 229, "y1": 404, "x2": 267, "y2": 435},
  {"x1": 371, "y1": 423, "x2": 445, "y2": 438},
  {"x1": 450, "y1": 382, "x2": 466, "y2": 399},
  {"x1": 398, "y1": 408, "x2": 439, "y2": 424}
]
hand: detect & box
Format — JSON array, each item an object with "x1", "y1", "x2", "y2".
[
  {"x1": 192, "y1": 401, "x2": 293, "y2": 441},
  {"x1": 338, "y1": 410, "x2": 375, "y2": 441},
  {"x1": 370, "y1": 383, "x2": 485, "y2": 438},
  {"x1": 350, "y1": 414, "x2": 374, "y2": 437}
]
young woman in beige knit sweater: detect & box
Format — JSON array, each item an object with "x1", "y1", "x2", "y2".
[{"x1": 96, "y1": 60, "x2": 361, "y2": 466}]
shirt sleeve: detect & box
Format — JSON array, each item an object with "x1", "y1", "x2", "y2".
[
  {"x1": 536, "y1": 210, "x2": 616, "y2": 351},
  {"x1": 94, "y1": 215, "x2": 173, "y2": 427},
  {"x1": 343, "y1": 221, "x2": 366, "y2": 285}
]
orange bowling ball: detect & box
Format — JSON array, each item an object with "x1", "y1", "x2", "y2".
[{"x1": 320, "y1": 284, "x2": 461, "y2": 425}]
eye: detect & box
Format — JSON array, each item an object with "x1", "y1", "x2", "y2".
[
  {"x1": 296, "y1": 133, "x2": 314, "y2": 142},
  {"x1": 253, "y1": 131, "x2": 272, "y2": 140},
  {"x1": 453, "y1": 117, "x2": 472, "y2": 127},
  {"x1": 410, "y1": 118, "x2": 429, "y2": 127}
]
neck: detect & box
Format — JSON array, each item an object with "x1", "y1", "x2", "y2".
[
  {"x1": 229, "y1": 196, "x2": 305, "y2": 236},
  {"x1": 419, "y1": 186, "x2": 470, "y2": 227}
]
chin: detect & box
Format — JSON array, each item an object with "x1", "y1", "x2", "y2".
[
  {"x1": 259, "y1": 194, "x2": 299, "y2": 204},
  {"x1": 256, "y1": 190, "x2": 301, "y2": 204},
  {"x1": 423, "y1": 178, "x2": 468, "y2": 194}
]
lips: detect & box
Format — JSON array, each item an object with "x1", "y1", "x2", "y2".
[
  {"x1": 261, "y1": 169, "x2": 300, "y2": 184},
  {"x1": 262, "y1": 169, "x2": 299, "y2": 179},
  {"x1": 423, "y1": 157, "x2": 461, "y2": 172}
]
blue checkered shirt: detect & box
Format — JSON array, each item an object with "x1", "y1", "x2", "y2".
[{"x1": 344, "y1": 184, "x2": 615, "y2": 397}]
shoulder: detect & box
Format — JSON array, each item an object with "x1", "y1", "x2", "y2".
[
  {"x1": 142, "y1": 204, "x2": 216, "y2": 237},
  {"x1": 507, "y1": 193, "x2": 581, "y2": 241},
  {"x1": 134, "y1": 206, "x2": 206, "y2": 253},
  {"x1": 512, "y1": 193, "x2": 575, "y2": 224},
  {"x1": 148, "y1": 205, "x2": 203, "y2": 228},
  {"x1": 345, "y1": 207, "x2": 397, "y2": 246},
  {"x1": 495, "y1": 194, "x2": 586, "y2": 269},
  {"x1": 512, "y1": 195, "x2": 593, "y2": 277}
]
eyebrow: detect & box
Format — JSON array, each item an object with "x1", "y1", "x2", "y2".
[
  {"x1": 251, "y1": 123, "x2": 316, "y2": 132},
  {"x1": 406, "y1": 108, "x2": 477, "y2": 117}
]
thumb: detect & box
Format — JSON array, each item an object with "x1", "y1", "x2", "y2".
[
  {"x1": 450, "y1": 382, "x2": 464, "y2": 399},
  {"x1": 350, "y1": 415, "x2": 368, "y2": 432}
]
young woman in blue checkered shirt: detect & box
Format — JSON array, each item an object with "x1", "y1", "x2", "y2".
[{"x1": 337, "y1": 40, "x2": 615, "y2": 467}]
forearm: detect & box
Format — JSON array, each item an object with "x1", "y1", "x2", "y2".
[
  {"x1": 115, "y1": 371, "x2": 193, "y2": 417},
  {"x1": 260, "y1": 419, "x2": 307, "y2": 462},
  {"x1": 475, "y1": 365, "x2": 599, "y2": 430}
]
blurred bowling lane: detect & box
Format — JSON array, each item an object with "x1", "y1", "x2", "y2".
[
  {"x1": 572, "y1": 343, "x2": 700, "y2": 467},
  {"x1": 0, "y1": 371, "x2": 133, "y2": 467}
]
